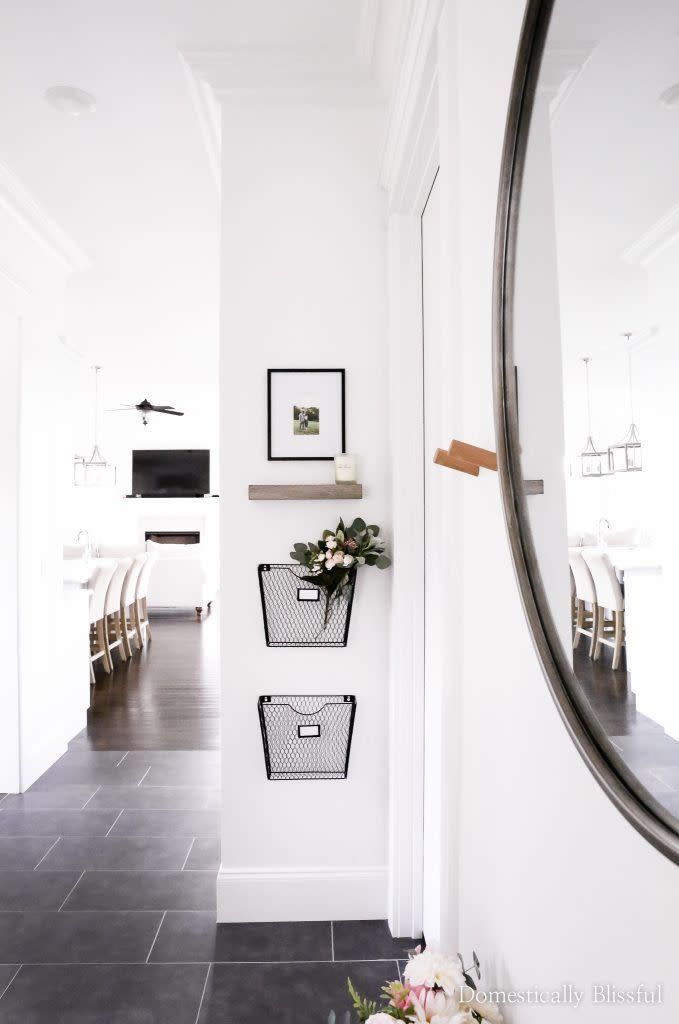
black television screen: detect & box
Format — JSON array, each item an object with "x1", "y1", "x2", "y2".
[{"x1": 132, "y1": 450, "x2": 210, "y2": 497}]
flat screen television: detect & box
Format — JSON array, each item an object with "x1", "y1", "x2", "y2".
[{"x1": 132, "y1": 450, "x2": 210, "y2": 497}]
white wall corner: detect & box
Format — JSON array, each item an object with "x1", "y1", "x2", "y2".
[
  {"x1": 538, "y1": 41, "x2": 598, "y2": 120},
  {"x1": 179, "y1": 51, "x2": 222, "y2": 195},
  {"x1": 217, "y1": 865, "x2": 388, "y2": 923},
  {"x1": 379, "y1": 0, "x2": 443, "y2": 210},
  {"x1": 357, "y1": 0, "x2": 381, "y2": 67},
  {"x1": 0, "y1": 161, "x2": 90, "y2": 276},
  {"x1": 621, "y1": 204, "x2": 679, "y2": 267},
  {"x1": 179, "y1": 48, "x2": 381, "y2": 108}
]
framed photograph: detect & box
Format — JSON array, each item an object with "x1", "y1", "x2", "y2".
[{"x1": 267, "y1": 368, "x2": 346, "y2": 461}]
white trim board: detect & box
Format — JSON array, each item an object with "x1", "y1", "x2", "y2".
[
  {"x1": 216, "y1": 865, "x2": 387, "y2": 923},
  {"x1": 0, "y1": 161, "x2": 89, "y2": 274}
]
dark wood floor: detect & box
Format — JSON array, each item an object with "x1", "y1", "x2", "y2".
[{"x1": 83, "y1": 609, "x2": 220, "y2": 751}]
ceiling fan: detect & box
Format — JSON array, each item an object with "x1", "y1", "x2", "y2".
[{"x1": 107, "y1": 398, "x2": 185, "y2": 426}]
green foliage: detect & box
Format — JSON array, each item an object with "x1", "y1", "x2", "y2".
[{"x1": 347, "y1": 978, "x2": 378, "y2": 1022}]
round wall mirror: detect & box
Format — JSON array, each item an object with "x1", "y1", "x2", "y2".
[{"x1": 494, "y1": 0, "x2": 679, "y2": 861}]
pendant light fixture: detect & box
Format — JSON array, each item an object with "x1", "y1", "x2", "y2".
[
  {"x1": 579, "y1": 357, "x2": 611, "y2": 478},
  {"x1": 73, "y1": 366, "x2": 117, "y2": 487},
  {"x1": 608, "y1": 333, "x2": 642, "y2": 473}
]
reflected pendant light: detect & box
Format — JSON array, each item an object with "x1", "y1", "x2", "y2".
[
  {"x1": 73, "y1": 365, "x2": 117, "y2": 487},
  {"x1": 608, "y1": 333, "x2": 642, "y2": 473},
  {"x1": 579, "y1": 357, "x2": 611, "y2": 478}
]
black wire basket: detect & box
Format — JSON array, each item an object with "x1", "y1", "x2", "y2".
[
  {"x1": 257, "y1": 564, "x2": 357, "y2": 647},
  {"x1": 258, "y1": 695, "x2": 357, "y2": 780}
]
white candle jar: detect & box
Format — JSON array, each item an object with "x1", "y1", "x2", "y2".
[{"x1": 334, "y1": 453, "x2": 357, "y2": 483}]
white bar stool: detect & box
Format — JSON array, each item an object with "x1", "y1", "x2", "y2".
[
  {"x1": 582, "y1": 549, "x2": 626, "y2": 670},
  {"x1": 88, "y1": 561, "x2": 117, "y2": 681},
  {"x1": 103, "y1": 558, "x2": 132, "y2": 669},
  {"x1": 568, "y1": 548, "x2": 598, "y2": 657}
]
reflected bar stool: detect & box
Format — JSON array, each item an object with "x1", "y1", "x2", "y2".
[
  {"x1": 582, "y1": 549, "x2": 625, "y2": 670},
  {"x1": 568, "y1": 548, "x2": 598, "y2": 657}
]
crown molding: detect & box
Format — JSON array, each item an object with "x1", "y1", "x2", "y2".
[
  {"x1": 538, "y1": 41, "x2": 597, "y2": 119},
  {"x1": 0, "y1": 161, "x2": 89, "y2": 275},
  {"x1": 179, "y1": 52, "x2": 221, "y2": 194},
  {"x1": 378, "y1": 0, "x2": 443, "y2": 202},
  {"x1": 357, "y1": 0, "x2": 381, "y2": 66},
  {"x1": 181, "y1": 48, "x2": 381, "y2": 107},
  {"x1": 622, "y1": 204, "x2": 679, "y2": 267}
]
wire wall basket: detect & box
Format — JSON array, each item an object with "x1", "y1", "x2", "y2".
[
  {"x1": 258, "y1": 564, "x2": 356, "y2": 647},
  {"x1": 258, "y1": 695, "x2": 357, "y2": 780}
]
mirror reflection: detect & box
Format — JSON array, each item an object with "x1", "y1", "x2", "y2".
[{"x1": 515, "y1": 0, "x2": 679, "y2": 822}]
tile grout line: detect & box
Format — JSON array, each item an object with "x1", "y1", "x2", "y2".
[
  {"x1": 181, "y1": 838, "x2": 196, "y2": 871},
  {"x1": 58, "y1": 870, "x2": 85, "y2": 911},
  {"x1": 330, "y1": 921, "x2": 335, "y2": 961},
  {"x1": 0, "y1": 794, "x2": 8, "y2": 807},
  {"x1": 194, "y1": 962, "x2": 212, "y2": 1024},
  {"x1": 33, "y1": 837, "x2": 61, "y2": 870},
  {"x1": 81, "y1": 786, "x2": 101, "y2": 809},
  {"x1": 106, "y1": 810, "x2": 125, "y2": 836},
  {"x1": 0, "y1": 965, "x2": 22, "y2": 1003},
  {"x1": 145, "y1": 910, "x2": 167, "y2": 963},
  {"x1": 115, "y1": 752, "x2": 130, "y2": 767},
  {"x1": 137, "y1": 767, "x2": 152, "y2": 788}
]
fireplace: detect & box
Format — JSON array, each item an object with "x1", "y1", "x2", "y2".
[{"x1": 145, "y1": 531, "x2": 200, "y2": 545}]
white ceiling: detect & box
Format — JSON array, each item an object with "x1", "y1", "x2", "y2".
[
  {"x1": 0, "y1": 0, "x2": 401, "y2": 381},
  {"x1": 548, "y1": 0, "x2": 679, "y2": 280}
]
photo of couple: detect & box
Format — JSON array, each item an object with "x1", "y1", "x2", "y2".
[{"x1": 293, "y1": 405, "x2": 320, "y2": 435}]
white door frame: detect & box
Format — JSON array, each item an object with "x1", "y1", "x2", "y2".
[{"x1": 382, "y1": 0, "x2": 443, "y2": 939}]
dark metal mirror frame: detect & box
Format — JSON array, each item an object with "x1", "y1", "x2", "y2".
[{"x1": 492, "y1": 0, "x2": 679, "y2": 863}]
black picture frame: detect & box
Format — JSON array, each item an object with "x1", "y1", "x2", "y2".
[{"x1": 267, "y1": 368, "x2": 346, "y2": 462}]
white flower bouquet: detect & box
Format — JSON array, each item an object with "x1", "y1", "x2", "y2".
[
  {"x1": 290, "y1": 517, "x2": 391, "y2": 625},
  {"x1": 346, "y1": 949, "x2": 503, "y2": 1024}
]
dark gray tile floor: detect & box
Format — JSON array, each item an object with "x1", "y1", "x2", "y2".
[
  {"x1": 574, "y1": 648, "x2": 679, "y2": 818},
  {"x1": 0, "y1": 743, "x2": 415, "y2": 1022}
]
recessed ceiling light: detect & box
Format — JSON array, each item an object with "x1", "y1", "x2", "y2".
[
  {"x1": 44, "y1": 85, "x2": 97, "y2": 116},
  {"x1": 659, "y1": 82, "x2": 679, "y2": 109}
]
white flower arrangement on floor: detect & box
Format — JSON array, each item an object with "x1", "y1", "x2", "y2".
[{"x1": 347, "y1": 949, "x2": 503, "y2": 1024}]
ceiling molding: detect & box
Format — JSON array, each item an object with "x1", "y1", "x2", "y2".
[
  {"x1": 0, "y1": 161, "x2": 90, "y2": 275},
  {"x1": 357, "y1": 0, "x2": 381, "y2": 66},
  {"x1": 622, "y1": 204, "x2": 679, "y2": 266},
  {"x1": 378, "y1": 0, "x2": 444, "y2": 203},
  {"x1": 181, "y1": 49, "x2": 380, "y2": 107},
  {"x1": 0, "y1": 261, "x2": 32, "y2": 298},
  {"x1": 538, "y1": 41, "x2": 597, "y2": 119},
  {"x1": 179, "y1": 52, "x2": 221, "y2": 194}
]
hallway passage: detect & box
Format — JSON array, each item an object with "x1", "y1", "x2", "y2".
[
  {"x1": 86, "y1": 609, "x2": 220, "y2": 751},
  {"x1": 0, "y1": 746, "x2": 412, "y2": 1022}
]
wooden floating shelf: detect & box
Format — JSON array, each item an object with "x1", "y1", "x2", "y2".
[
  {"x1": 523, "y1": 479, "x2": 544, "y2": 495},
  {"x1": 248, "y1": 483, "x2": 363, "y2": 501}
]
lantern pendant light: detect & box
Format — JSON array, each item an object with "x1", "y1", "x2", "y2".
[
  {"x1": 579, "y1": 357, "x2": 611, "y2": 478},
  {"x1": 608, "y1": 333, "x2": 642, "y2": 473},
  {"x1": 73, "y1": 366, "x2": 117, "y2": 487}
]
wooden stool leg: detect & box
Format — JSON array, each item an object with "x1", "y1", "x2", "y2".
[
  {"x1": 573, "y1": 600, "x2": 584, "y2": 649},
  {"x1": 114, "y1": 611, "x2": 127, "y2": 662},
  {"x1": 96, "y1": 619, "x2": 112, "y2": 673},
  {"x1": 121, "y1": 605, "x2": 133, "y2": 658},
  {"x1": 593, "y1": 605, "x2": 604, "y2": 661},
  {"x1": 134, "y1": 599, "x2": 145, "y2": 648},
  {"x1": 588, "y1": 604, "x2": 598, "y2": 659},
  {"x1": 612, "y1": 610, "x2": 624, "y2": 670},
  {"x1": 143, "y1": 598, "x2": 152, "y2": 642}
]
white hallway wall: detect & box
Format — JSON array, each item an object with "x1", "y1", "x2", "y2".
[
  {"x1": 218, "y1": 101, "x2": 390, "y2": 920},
  {"x1": 438, "y1": 0, "x2": 679, "y2": 1017}
]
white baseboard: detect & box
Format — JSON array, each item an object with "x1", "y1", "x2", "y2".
[{"x1": 216, "y1": 864, "x2": 388, "y2": 923}]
